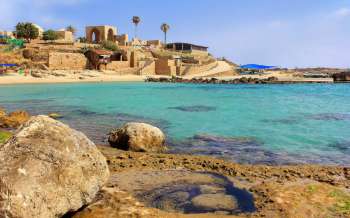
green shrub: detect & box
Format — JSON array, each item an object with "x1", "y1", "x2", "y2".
[
  {"x1": 15, "y1": 22, "x2": 39, "y2": 42},
  {"x1": 43, "y1": 30, "x2": 59, "y2": 42},
  {"x1": 0, "y1": 131, "x2": 12, "y2": 144},
  {"x1": 99, "y1": 40, "x2": 119, "y2": 52}
]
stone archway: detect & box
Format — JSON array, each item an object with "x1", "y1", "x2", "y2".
[
  {"x1": 107, "y1": 28, "x2": 114, "y2": 41},
  {"x1": 90, "y1": 28, "x2": 101, "y2": 43}
]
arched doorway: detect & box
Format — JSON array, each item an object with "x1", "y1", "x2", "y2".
[
  {"x1": 91, "y1": 28, "x2": 100, "y2": 43},
  {"x1": 107, "y1": 28, "x2": 114, "y2": 41}
]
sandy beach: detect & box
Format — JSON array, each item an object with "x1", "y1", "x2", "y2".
[{"x1": 0, "y1": 71, "x2": 146, "y2": 85}]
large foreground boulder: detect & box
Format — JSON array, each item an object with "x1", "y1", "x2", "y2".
[
  {"x1": 108, "y1": 122, "x2": 167, "y2": 153},
  {"x1": 0, "y1": 115, "x2": 110, "y2": 218}
]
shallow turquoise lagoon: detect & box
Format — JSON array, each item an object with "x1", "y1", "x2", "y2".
[{"x1": 0, "y1": 82, "x2": 349, "y2": 165}]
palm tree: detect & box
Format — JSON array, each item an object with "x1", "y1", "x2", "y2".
[
  {"x1": 161, "y1": 23, "x2": 170, "y2": 47},
  {"x1": 132, "y1": 16, "x2": 141, "y2": 39},
  {"x1": 66, "y1": 25, "x2": 76, "y2": 35}
]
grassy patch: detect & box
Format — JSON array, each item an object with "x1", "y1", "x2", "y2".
[
  {"x1": 329, "y1": 189, "x2": 350, "y2": 215},
  {"x1": 0, "y1": 131, "x2": 12, "y2": 144},
  {"x1": 306, "y1": 184, "x2": 318, "y2": 194}
]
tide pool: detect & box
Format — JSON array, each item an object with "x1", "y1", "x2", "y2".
[{"x1": 0, "y1": 82, "x2": 349, "y2": 165}]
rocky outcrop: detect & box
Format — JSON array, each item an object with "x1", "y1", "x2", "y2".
[
  {"x1": 108, "y1": 122, "x2": 166, "y2": 153},
  {"x1": 333, "y1": 71, "x2": 350, "y2": 82},
  {"x1": 145, "y1": 76, "x2": 280, "y2": 84},
  {"x1": 0, "y1": 107, "x2": 6, "y2": 117},
  {"x1": 0, "y1": 110, "x2": 30, "y2": 128},
  {"x1": 0, "y1": 115, "x2": 109, "y2": 218}
]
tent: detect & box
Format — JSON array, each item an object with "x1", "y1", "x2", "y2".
[
  {"x1": 240, "y1": 64, "x2": 277, "y2": 70},
  {"x1": 0, "y1": 64, "x2": 18, "y2": 67}
]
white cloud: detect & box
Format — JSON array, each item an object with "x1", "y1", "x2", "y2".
[{"x1": 334, "y1": 8, "x2": 350, "y2": 17}]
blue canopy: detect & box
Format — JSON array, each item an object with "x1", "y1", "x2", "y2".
[
  {"x1": 0, "y1": 64, "x2": 18, "y2": 67},
  {"x1": 240, "y1": 64, "x2": 277, "y2": 70}
]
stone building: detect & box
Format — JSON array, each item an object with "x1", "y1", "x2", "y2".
[
  {"x1": 86, "y1": 25, "x2": 117, "y2": 43},
  {"x1": 166, "y1": 42, "x2": 208, "y2": 55},
  {"x1": 55, "y1": 30, "x2": 74, "y2": 42}
]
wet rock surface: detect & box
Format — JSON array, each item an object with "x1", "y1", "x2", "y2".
[
  {"x1": 107, "y1": 170, "x2": 255, "y2": 215},
  {"x1": 108, "y1": 122, "x2": 167, "y2": 153},
  {"x1": 95, "y1": 146, "x2": 350, "y2": 218},
  {"x1": 0, "y1": 116, "x2": 110, "y2": 218}
]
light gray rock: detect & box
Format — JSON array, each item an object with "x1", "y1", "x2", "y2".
[
  {"x1": 108, "y1": 122, "x2": 166, "y2": 153},
  {"x1": 0, "y1": 115, "x2": 110, "y2": 218}
]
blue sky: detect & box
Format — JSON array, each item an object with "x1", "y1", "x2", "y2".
[{"x1": 0, "y1": 0, "x2": 349, "y2": 68}]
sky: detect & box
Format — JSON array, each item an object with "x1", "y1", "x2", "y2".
[{"x1": 0, "y1": 0, "x2": 349, "y2": 68}]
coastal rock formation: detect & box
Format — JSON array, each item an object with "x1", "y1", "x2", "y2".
[
  {"x1": 0, "y1": 115, "x2": 110, "y2": 218},
  {"x1": 145, "y1": 76, "x2": 280, "y2": 84},
  {"x1": 108, "y1": 122, "x2": 166, "y2": 152},
  {"x1": 333, "y1": 71, "x2": 350, "y2": 82},
  {"x1": 0, "y1": 107, "x2": 6, "y2": 117},
  {"x1": 0, "y1": 110, "x2": 30, "y2": 128}
]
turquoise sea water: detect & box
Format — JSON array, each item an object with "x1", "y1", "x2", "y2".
[{"x1": 0, "y1": 82, "x2": 349, "y2": 165}]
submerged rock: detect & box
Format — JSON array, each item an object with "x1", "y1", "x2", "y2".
[
  {"x1": 0, "y1": 110, "x2": 30, "y2": 128},
  {"x1": 108, "y1": 122, "x2": 167, "y2": 153},
  {"x1": 48, "y1": 112, "x2": 63, "y2": 119},
  {"x1": 0, "y1": 115, "x2": 109, "y2": 218},
  {"x1": 168, "y1": 105, "x2": 216, "y2": 112},
  {"x1": 191, "y1": 194, "x2": 238, "y2": 211}
]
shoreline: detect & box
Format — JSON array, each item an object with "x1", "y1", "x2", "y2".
[{"x1": 0, "y1": 71, "x2": 336, "y2": 85}]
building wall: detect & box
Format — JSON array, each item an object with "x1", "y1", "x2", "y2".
[
  {"x1": 48, "y1": 52, "x2": 88, "y2": 70},
  {"x1": 115, "y1": 34, "x2": 128, "y2": 46},
  {"x1": 139, "y1": 60, "x2": 156, "y2": 75},
  {"x1": 155, "y1": 58, "x2": 177, "y2": 76},
  {"x1": 106, "y1": 61, "x2": 130, "y2": 71},
  {"x1": 55, "y1": 31, "x2": 74, "y2": 42},
  {"x1": 85, "y1": 26, "x2": 117, "y2": 43},
  {"x1": 147, "y1": 40, "x2": 162, "y2": 47}
]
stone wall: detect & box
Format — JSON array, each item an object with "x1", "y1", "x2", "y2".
[
  {"x1": 115, "y1": 34, "x2": 128, "y2": 46},
  {"x1": 155, "y1": 58, "x2": 177, "y2": 76},
  {"x1": 55, "y1": 31, "x2": 74, "y2": 42},
  {"x1": 180, "y1": 61, "x2": 218, "y2": 76},
  {"x1": 139, "y1": 60, "x2": 156, "y2": 75},
  {"x1": 106, "y1": 61, "x2": 130, "y2": 71},
  {"x1": 48, "y1": 52, "x2": 88, "y2": 70}
]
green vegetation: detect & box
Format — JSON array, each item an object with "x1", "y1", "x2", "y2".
[
  {"x1": 0, "y1": 131, "x2": 12, "y2": 144},
  {"x1": 66, "y1": 25, "x2": 77, "y2": 35},
  {"x1": 99, "y1": 40, "x2": 119, "y2": 52},
  {"x1": 77, "y1": 37, "x2": 87, "y2": 43},
  {"x1": 2, "y1": 38, "x2": 25, "y2": 51},
  {"x1": 306, "y1": 184, "x2": 318, "y2": 194},
  {"x1": 160, "y1": 23, "x2": 170, "y2": 45},
  {"x1": 15, "y1": 22, "x2": 39, "y2": 42},
  {"x1": 329, "y1": 189, "x2": 350, "y2": 215},
  {"x1": 43, "y1": 30, "x2": 58, "y2": 42}
]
